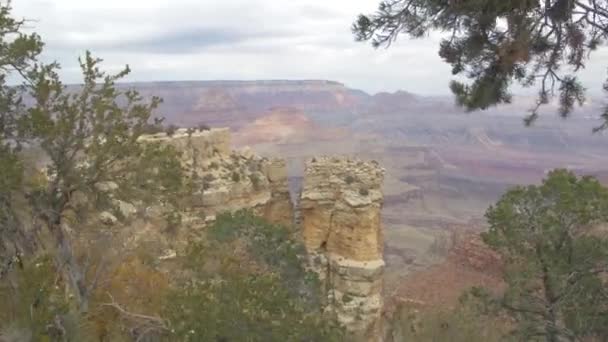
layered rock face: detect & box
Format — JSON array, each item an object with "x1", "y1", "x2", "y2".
[
  {"x1": 300, "y1": 157, "x2": 385, "y2": 342},
  {"x1": 141, "y1": 131, "x2": 387, "y2": 339},
  {"x1": 139, "y1": 128, "x2": 293, "y2": 227}
]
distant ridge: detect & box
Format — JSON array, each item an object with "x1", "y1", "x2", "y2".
[{"x1": 114, "y1": 79, "x2": 346, "y2": 88}]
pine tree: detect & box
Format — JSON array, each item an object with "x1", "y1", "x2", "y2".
[
  {"x1": 0, "y1": 2, "x2": 185, "y2": 314},
  {"x1": 353, "y1": 0, "x2": 608, "y2": 128},
  {"x1": 0, "y1": 0, "x2": 44, "y2": 266},
  {"x1": 484, "y1": 169, "x2": 608, "y2": 341}
]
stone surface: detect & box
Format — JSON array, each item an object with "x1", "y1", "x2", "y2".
[
  {"x1": 140, "y1": 128, "x2": 294, "y2": 228},
  {"x1": 138, "y1": 127, "x2": 231, "y2": 166},
  {"x1": 138, "y1": 132, "x2": 387, "y2": 340},
  {"x1": 115, "y1": 200, "x2": 137, "y2": 219},
  {"x1": 300, "y1": 157, "x2": 385, "y2": 342},
  {"x1": 99, "y1": 212, "x2": 118, "y2": 226}
]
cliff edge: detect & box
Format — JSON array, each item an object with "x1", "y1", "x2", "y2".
[{"x1": 300, "y1": 157, "x2": 386, "y2": 342}]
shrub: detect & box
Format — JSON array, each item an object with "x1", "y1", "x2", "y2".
[
  {"x1": 345, "y1": 175, "x2": 356, "y2": 185},
  {"x1": 246, "y1": 159, "x2": 261, "y2": 173},
  {"x1": 164, "y1": 211, "x2": 344, "y2": 341},
  {"x1": 165, "y1": 124, "x2": 179, "y2": 136},
  {"x1": 249, "y1": 174, "x2": 261, "y2": 190},
  {"x1": 141, "y1": 123, "x2": 164, "y2": 135},
  {"x1": 209, "y1": 162, "x2": 219, "y2": 170},
  {"x1": 359, "y1": 187, "x2": 369, "y2": 196},
  {"x1": 197, "y1": 123, "x2": 211, "y2": 131},
  {"x1": 0, "y1": 255, "x2": 72, "y2": 339},
  {"x1": 232, "y1": 172, "x2": 241, "y2": 183},
  {"x1": 342, "y1": 293, "x2": 354, "y2": 304}
]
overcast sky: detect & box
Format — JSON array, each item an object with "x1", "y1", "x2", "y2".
[{"x1": 12, "y1": 0, "x2": 608, "y2": 95}]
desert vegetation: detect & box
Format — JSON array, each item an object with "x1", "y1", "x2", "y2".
[
  {"x1": 391, "y1": 170, "x2": 608, "y2": 341},
  {"x1": 1, "y1": 1, "x2": 608, "y2": 341},
  {"x1": 0, "y1": 3, "x2": 341, "y2": 340}
]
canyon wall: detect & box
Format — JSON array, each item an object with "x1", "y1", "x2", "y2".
[
  {"x1": 139, "y1": 128, "x2": 293, "y2": 227},
  {"x1": 141, "y1": 130, "x2": 386, "y2": 341},
  {"x1": 300, "y1": 157, "x2": 386, "y2": 342}
]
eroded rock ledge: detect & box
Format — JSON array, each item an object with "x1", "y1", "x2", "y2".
[
  {"x1": 141, "y1": 130, "x2": 386, "y2": 341},
  {"x1": 139, "y1": 128, "x2": 293, "y2": 227},
  {"x1": 300, "y1": 157, "x2": 386, "y2": 342}
]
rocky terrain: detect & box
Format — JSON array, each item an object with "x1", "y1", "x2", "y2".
[
  {"x1": 136, "y1": 128, "x2": 388, "y2": 342},
  {"x1": 300, "y1": 157, "x2": 385, "y2": 341},
  {"x1": 138, "y1": 128, "x2": 294, "y2": 228},
  {"x1": 119, "y1": 80, "x2": 608, "y2": 332}
]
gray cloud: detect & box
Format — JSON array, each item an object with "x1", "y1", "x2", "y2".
[
  {"x1": 94, "y1": 28, "x2": 284, "y2": 54},
  {"x1": 11, "y1": 0, "x2": 608, "y2": 96}
]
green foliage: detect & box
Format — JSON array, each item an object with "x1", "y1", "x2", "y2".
[
  {"x1": 140, "y1": 120, "x2": 165, "y2": 135},
  {"x1": 164, "y1": 124, "x2": 179, "y2": 136},
  {"x1": 354, "y1": 0, "x2": 608, "y2": 129},
  {"x1": 208, "y1": 211, "x2": 311, "y2": 287},
  {"x1": 342, "y1": 293, "x2": 354, "y2": 304},
  {"x1": 345, "y1": 175, "x2": 356, "y2": 184},
  {"x1": 593, "y1": 73, "x2": 608, "y2": 132},
  {"x1": 15, "y1": 51, "x2": 187, "y2": 311},
  {"x1": 483, "y1": 169, "x2": 608, "y2": 341},
  {"x1": 249, "y1": 173, "x2": 261, "y2": 190},
  {"x1": 231, "y1": 171, "x2": 241, "y2": 182},
  {"x1": 0, "y1": 2, "x2": 188, "y2": 341},
  {"x1": 0, "y1": 255, "x2": 79, "y2": 340},
  {"x1": 0, "y1": 2, "x2": 186, "y2": 320},
  {"x1": 202, "y1": 174, "x2": 215, "y2": 183},
  {"x1": 0, "y1": 0, "x2": 44, "y2": 259},
  {"x1": 164, "y1": 211, "x2": 344, "y2": 341},
  {"x1": 196, "y1": 122, "x2": 210, "y2": 131}
]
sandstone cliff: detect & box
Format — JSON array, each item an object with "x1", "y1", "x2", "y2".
[
  {"x1": 139, "y1": 130, "x2": 387, "y2": 341},
  {"x1": 300, "y1": 157, "x2": 386, "y2": 342},
  {"x1": 139, "y1": 128, "x2": 293, "y2": 227}
]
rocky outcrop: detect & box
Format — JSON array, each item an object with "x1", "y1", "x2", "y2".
[
  {"x1": 140, "y1": 131, "x2": 388, "y2": 339},
  {"x1": 139, "y1": 128, "x2": 293, "y2": 227},
  {"x1": 300, "y1": 157, "x2": 385, "y2": 342},
  {"x1": 138, "y1": 127, "x2": 231, "y2": 169}
]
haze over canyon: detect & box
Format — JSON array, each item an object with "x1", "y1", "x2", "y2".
[{"x1": 119, "y1": 79, "x2": 608, "y2": 287}]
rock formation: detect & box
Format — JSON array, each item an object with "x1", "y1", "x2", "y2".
[
  {"x1": 139, "y1": 128, "x2": 293, "y2": 227},
  {"x1": 299, "y1": 157, "x2": 385, "y2": 342},
  {"x1": 140, "y1": 130, "x2": 387, "y2": 340}
]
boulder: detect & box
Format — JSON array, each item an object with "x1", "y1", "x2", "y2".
[{"x1": 99, "y1": 212, "x2": 118, "y2": 226}]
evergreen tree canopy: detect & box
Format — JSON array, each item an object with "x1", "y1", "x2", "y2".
[
  {"x1": 164, "y1": 211, "x2": 344, "y2": 342},
  {"x1": 0, "y1": 0, "x2": 44, "y2": 262},
  {"x1": 483, "y1": 169, "x2": 608, "y2": 341},
  {"x1": 353, "y1": 0, "x2": 608, "y2": 129},
  {"x1": 0, "y1": 1, "x2": 185, "y2": 314}
]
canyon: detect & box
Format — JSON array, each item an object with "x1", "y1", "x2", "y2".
[
  {"x1": 122, "y1": 80, "x2": 608, "y2": 288},
  {"x1": 138, "y1": 129, "x2": 387, "y2": 341},
  {"x1": 124, "y1": 80, "x2": 608, "y2": 340}
]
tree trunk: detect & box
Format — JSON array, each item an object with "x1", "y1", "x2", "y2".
[
  {"x1": 537, "y1": 244, "x2": 561, "y2": 342},
  {"x1": 48, "y1": 216, "x2": 88, "y2": 313}
]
